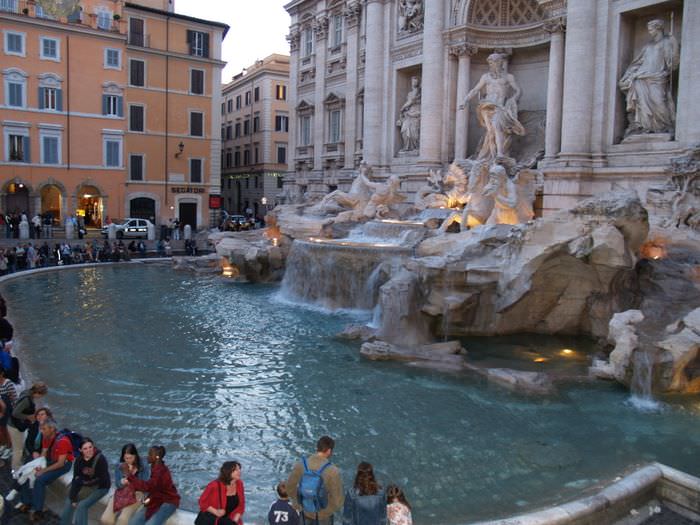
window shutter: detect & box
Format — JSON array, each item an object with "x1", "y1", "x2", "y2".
[
  {"x1": 23, "y1": 136, "x2": 30, "y2": 163},
  {"x1": 102, "y1": 95, "x2": 108, "y2": 115},
  {"x1": 38, "y1": 87, "x2": 45, "y2": 110},
  {"x1": 203, "y1": 33, "x2": 209, "y2": 58},
  {"x1": 117, "y1": 96, "x2": 124, "y2": 117},
  {"x1": 186, "y1": 29, "x2": 194, "y2": 54},
  {"x1": 56, "y1": 89, "x2": 63, "y2": 111}
]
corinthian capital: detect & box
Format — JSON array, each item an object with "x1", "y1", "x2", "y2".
[
  {"x1": 344, "y1": 1, "x2": 362, "y2": 28},
  {"x1": 286, "y1": 30, "x2": 301, "y2": 52},
  {"x1": 448, "y1": 43, "x2": 478, "y2": 58},
  {"x1": 313, "y1": 15, "x2": 329, "y2": 40}
]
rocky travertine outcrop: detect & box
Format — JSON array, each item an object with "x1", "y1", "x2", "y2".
[
  {"x1": 380, "y1": 191, "x2": 648, "y2": 340},
  {"x1": 209, "y1": 230, "x2": 289, "y2": 282}
]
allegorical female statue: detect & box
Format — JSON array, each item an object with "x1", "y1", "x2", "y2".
[
  {"x1": 461, "y1": 53, "x2": 525, "y2": 161},
  {"x1": 619, "y1": 19, "x2": 680, "y2": 137},
  {"x1": 396, "y1": 76, "x2": 421, "y2": 152}
]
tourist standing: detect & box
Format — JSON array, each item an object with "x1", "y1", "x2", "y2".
[
  {"x1": 19, "y1": 419, "x2": 74, "y2": 522},
  {"x1": 287, "y1": 436, "x2": 343, "y2": 525},
  {"x1": 197, "y1": 460, "x2": 246, "y2": 525},
  {"x1": 342, "y1": 462, "x2": 386, "y2": 525},
  {"x1": 60, "y1": 437, "x2": 111, "y2": 525},
  {"x1": 386, "y1": 485, "x2": 412, "y2": 525},
  {"x1": 0, "y1": 366, "x2": 18, "y2": 461},
  {"x1": 101, "y1": 443, "x2": 150, "y2": 525},
  {"x1": 268, "y1": 482, "x2": 299, "y2": 525},
  {"x1": 126, "y1": 445, "x2": 180, "y2": 525},
  {"x1": 8, "y1": 382, "x2": 48, "y2": 471}
]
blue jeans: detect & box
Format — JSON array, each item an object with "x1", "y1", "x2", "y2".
[
  {"x1": 20, "y1": 461, "x2": 72, "y2": 511},
  {"x1": 60, "y1": 488, "x2": 108, "y2": 525},
  {"x1": 128, "y1": 503, "x2": 177, "y2": 525}
]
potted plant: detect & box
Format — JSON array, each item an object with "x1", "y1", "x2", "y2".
[
  {"x1": 22, "y1": 7, "x2": 29, "y2": 14},
  {"x1": 113, "y1": 13, "x2": 121, "y2": 20}
]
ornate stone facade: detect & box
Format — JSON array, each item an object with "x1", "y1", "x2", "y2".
[{"x1": 284, "y1": 0, "x2": 700, "y2": 220}]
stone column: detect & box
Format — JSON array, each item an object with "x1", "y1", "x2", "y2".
[
  {"x1": 418, "y1": 0, "x2": 445, "y2": 164},
  {"x1": 544, "y1": 19, "x2": 565, "y2": 160},
  {"x1": 558, "y1": 0, "x2": 596, "y2": 162},
  {"x1": 313, "y1": 16, "x2": 329, "y2": 175},
  {"x1": 362, "y1": 0, "x2": 385, "y2": 166},
  {"x1": 343, "y1": 2, "x2": 362, "y2": 170},
  {"x1": 451, "y1": 43, "x2": 477, "y2": 160},
  {"x1": 676, "y1": 1, "x2": 700, "y2": 144},
  {"x1": 286, "y1": 28, "x2": 300, "y2": 179}
]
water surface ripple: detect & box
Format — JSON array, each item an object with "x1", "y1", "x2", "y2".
[{"x1": 3, "y1": 266, "x2": 700, "y2": 524}]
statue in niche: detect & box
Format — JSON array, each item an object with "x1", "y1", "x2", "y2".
[
  {"x1": 461, "y1": 53, "x2": 525, "y2": 161},
  {"x1": 619, "y1": 19, "x2": 680, "y2": 137},
  {"x1": 398, "y1": 0, "x2": 423, "y2": 33},
  {"x1": 396, "y1": 76, "x2": 421, "y2": 152}
]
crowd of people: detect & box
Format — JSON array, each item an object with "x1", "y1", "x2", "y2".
[{"x1": 0, "y1": 290, "x2": 414, "y2": 524}]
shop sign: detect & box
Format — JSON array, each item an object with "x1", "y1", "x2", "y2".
[
  {"x1": 171, "y1": 186, "x2": 205, "y2": 194},
  {"x1": 209, "y1": 195, "x2": 222, "y2": 209}
]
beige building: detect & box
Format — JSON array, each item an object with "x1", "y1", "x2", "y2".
[
  {"x1": 220, "y1": 54, "x2": 290, "y2": 218},
  {"x1": 284, "y1": 0, "x2": 700, "y2": 217},
  {"x1": 0, "y1": 0, "x2": 228, "y2": 231}
]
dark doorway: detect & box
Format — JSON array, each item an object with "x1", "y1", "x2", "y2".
[
  {"x1": 178, "y1": 202, "x2": 197, "y2": 230},
  {"x1": 130, "y1": 197, "x2": 156, "y2": 220},
  {"x1": 5, "y1": 183, "x2": 29, "y2": 214}
]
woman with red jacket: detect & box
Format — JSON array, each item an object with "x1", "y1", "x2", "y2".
[
  {"x1": 125, "y1": 445, "x2": 180, "y2": 525},
  {"x1": 197, "y1": 461, "x2": 245, "y2": 525}
]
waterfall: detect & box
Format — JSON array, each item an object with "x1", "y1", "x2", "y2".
[{"x1": 628, "y1": 348, "x2": 661, "y2": 411}]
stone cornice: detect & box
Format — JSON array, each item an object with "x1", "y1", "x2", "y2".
[{"x1": 444, "y1": 22, "x2": 551, "y2": 49}]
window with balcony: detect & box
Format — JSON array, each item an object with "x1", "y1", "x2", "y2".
[
  {"x1": 0, "y1": 0, "x2": 18, "y2": 14},
  {"x1": 129, "y1": 18, "x2": 145, "y2": 46}
]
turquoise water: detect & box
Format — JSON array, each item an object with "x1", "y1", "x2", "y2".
[{"x1": 2, "y1": 266, "x2": 700, "y2": 524}]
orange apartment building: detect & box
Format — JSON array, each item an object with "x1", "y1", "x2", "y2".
[
  {"x1": 220, "y1": 54, "x2": 289, "y2": 218},
  {"x1": 0, "y1": 0, "x2": 228, "y2": 231}
]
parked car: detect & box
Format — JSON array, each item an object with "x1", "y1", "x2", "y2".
[
  {"x1": 220, "y1": 214, "x2": 248, "y2": 231},
  {"x1": 101, "y1": 218, "x2": 153, "y2": 239}
]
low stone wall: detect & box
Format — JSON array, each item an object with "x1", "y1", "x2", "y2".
[{"x1": 471, "y1": 463, "x2": 700, "y2": 525}]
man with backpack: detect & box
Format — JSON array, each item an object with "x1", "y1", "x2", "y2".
[{"x1": 287, "y1": 436, "x2": 343, "y2": 525}]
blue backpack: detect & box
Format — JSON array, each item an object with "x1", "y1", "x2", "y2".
[{"x1": 298, "y1": 457, "x2": 331, "y2": 514}]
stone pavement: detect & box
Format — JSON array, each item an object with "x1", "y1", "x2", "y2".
[{"x1": 0, "y1": 460, "x2": 59, "y2": 525}]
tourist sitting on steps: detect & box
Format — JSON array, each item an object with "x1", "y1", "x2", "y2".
[
  {"x1": 197, "y1": 460, "x2": 246, "y2": 525},
  {"x1": 287, "y1": 435, "x2": 344, "y2": 525},
  {"x1": 268, "y1": 482, "x2": 299, "y2": 525},
  {"x1": 342, "y1": 462, "x2": 386, "y2": 525},
  {"x1": 23, "y1": 407, "x2": 53, "y2": 462},
  {"x1": 8, "y1": 382, "x2": 48, "y2": 471},
  {"x1": 125, "y1": 445, "x2": 180, "y2": 525},
  {"x1": 101, "y1": 443, "x2": 151, "y2": 525},
  {"x1": 18, "y1": 419, "x2": 75, "y2": 522},
  {"x1": 60, "y1": 437, "x2": 111, "y2": 525}
]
